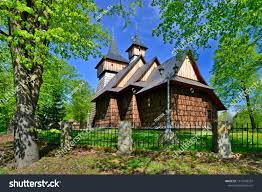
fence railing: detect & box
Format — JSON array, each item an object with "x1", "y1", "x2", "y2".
[
  {"x1": 230, "y1": 124, "x2": 262, "y2": 152},
  {"x1": 37, "y1": 124, "x2": 262, "y2": 152}
]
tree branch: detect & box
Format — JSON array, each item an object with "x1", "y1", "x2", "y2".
[
  {"x1": 0, "y1": 29, "x2": 8, "y2": 37},
  {"x1": 248, "y1": 34, "x2": 262, "y2": 46}
]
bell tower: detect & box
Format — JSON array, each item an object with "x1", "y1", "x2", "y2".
[
  {"x1": 95, "y1": 38, "x2": 128, "y2": 92},
  {"x1": 125, "y1": 33, "x2": 148, "y2": 62}
]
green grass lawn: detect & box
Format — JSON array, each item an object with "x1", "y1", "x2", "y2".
[
  {"x1": 1, "y1": 148, "x2": 261, "y2": 175},
  {"x1": 1, "y1": 132, "x2": 261, "y2": 175},
  {"x1": 37, "y1": 128, "x2": 262, "y2": 152}
]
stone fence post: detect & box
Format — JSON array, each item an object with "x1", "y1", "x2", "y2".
[
  {"x1": 217, "y1": 122, "x2": 232, "y2": 158},
  {"x1": 60, "y1": 122, "x2": 73, "y2": 148},
  {"x1": 117, "y1": 121, "x2": 133, "y2": 155}
]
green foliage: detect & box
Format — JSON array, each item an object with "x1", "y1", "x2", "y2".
[
  {"x1": 65, "y1": 80, "x2": 95, "y2": 128},
  {"x1": 211, "y1": 35, "x2": 261, "y2": 107},
  {"x1": 0, "y1": 43, "x2": 14, "y2": 132},
  {"x1": 211, "y1": 35, "x2": 261, "y2": 129},
  {"x1": 152, "y1": 0, "x2": 262, "y2": 53},
  {"x1": 218, "y1": 111, "x2": 233, "y2": 123},
  {"x1": 0, "y1": 0, "x2": 141, "y2": 129},
  {"x1": 233, "y1": 110, "x2": 262, "y2": 127},
  {"x1": 0, "y1": 0, "x2": 109, "y2": 63},
  {"x1": 36, "y1": 57, "x2": 77, "y2": 129}
]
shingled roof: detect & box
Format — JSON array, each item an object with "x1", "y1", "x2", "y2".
[
  {"x1": 92, "y1": 50, "x2": 226, "y2": 110},
  {"x1": 92, "y1": 56, "x2": 145, "y2": 101},
  {"x1": 95, "y1": 39, "x2": 128, "y2": 69},
  {"x1": 92, "y1": 56, "x2": 160, "y2": 101},
  {"x1": 137, "y1": 52, "x2": 211, "y2": 94},
  {"x1": 125, "y1": 34, "x2": 148, "y2": 52}
]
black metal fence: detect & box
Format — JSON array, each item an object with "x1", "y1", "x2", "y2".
[
  {"x1": 37, "y1": 124, "x2": 262, "y2": 152},
  {"x1": 132, "y1": 126, "x2": 213, "y2": 151},
  {"x1": 230, "y1": 124, "x2": 262, "y2": 152}
]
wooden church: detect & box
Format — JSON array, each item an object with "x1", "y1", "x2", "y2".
[{"x1": 91, "y1": 34, "x2": 226, "y2": 128}]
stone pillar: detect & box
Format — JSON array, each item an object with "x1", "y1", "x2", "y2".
[
  {"x1": 218, "y1": 122, "x2": 232, "y2": 158},
  {"x1": 158, "y1": 130, "x2": 177, "y2": 146},
  {"x1": 60, "y1": 122, "x2": 72, "y2": 148},
  {"x1": 117, "y1": 121, "x2": 133, "y2": 155}
]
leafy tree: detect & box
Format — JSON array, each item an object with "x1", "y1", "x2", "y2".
[
  {"x1": 151, "y1": 1, "x2": 261, "y2": 130},
  {"x1": 211, "y1": 35, "x2": 262, "y2": 130},
  {"x1": 233, "y1": 86, "x2": 262, "y2": 127},
  {"x1": 68, "y1": 80, "x2": 94, "y2": 129},
  {"x1": 218, "y1": 111, "x2": 233, "y2": 124},
  {"x1": 152, "y1": 0, "x2": 261, "y2": 53},
  {"x1": 0, "y1": 0, "x2": 107, "y2": 167},
  {"x1": 0, "y1": 43, "x2": 15, "y2": 132},
  {"x1": 36, "y1": 58, "x2": 77, "y2": 129},
  {"x1": 0, "y1": 0, "x2": 141, "y2": 167},
  {"x1": 36, "y1": 91, "x2": 66, "y2": 129}
]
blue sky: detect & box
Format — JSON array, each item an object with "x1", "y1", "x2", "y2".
[{"x1": 68, "y1": 0, "x2": 217, "y2": 89}]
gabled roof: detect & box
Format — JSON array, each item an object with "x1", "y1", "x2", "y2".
[
  {"x1": 135, "y1": 51, "x2": 226, "y2": 110},
  {"x1": 92, "y1": 56, "x2": 146, "y2": 101},
  {"x1": 125, "y1": 34, "x2": 148, "y2": 52},
  {"x1": 95, "y1": 39, "x2": 128, "y2": 69},
  {"x1": 92, "y1": 50, "x2": 226, "y2": 110},
  {"x1": 92, "y1": 56, "x2": 161, "y2": 101},
  {"x1": 124, "y1": 57, "x2": 160, "y2": 85},
  {"x1": 136, "y1": 51, "x2": 210, "y2": 94}
]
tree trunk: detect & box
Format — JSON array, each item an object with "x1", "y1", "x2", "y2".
[
  {"x1": 243, "y1": 88, "x2": 256, "y2": 130},
  {"x1": 80, "y1": 118, "x2": 84, "y2": 129},
  {"x1": 6, "y1": 0, "x2": 47, "y2": 168},
  {"x1": 10, "y1": 46, "x2": 43, "y2": 168}
]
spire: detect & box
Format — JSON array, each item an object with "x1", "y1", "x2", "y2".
[
  {"x1": 105, "y1": 38, "x2": 128, "y2": 63},
  {"x1": 132, "y1": 33, "x2": 146, "y2": 48},
  {"x1": 126, "y1": 33, "x2": 148, "y2": 52}
]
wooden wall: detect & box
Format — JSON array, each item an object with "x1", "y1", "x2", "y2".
[
  {"x1": 97, "y1": 59, "x2": 127, "y2": 77},
  {"x1": 93, "y1": 86, "x2": 218, "y2": 128},
  {"x1": 137, "y1": 86, "x2": 217, "y2": 128},
  {"x1": 128, "y1": 46, "x2": 146, "y2": 59},
  {"x1": 117, "y1": 90, "x2": 141, "y2": 127},
  {"x1": 94, "y1": 95, "x2": 120, "y2": 127},
  {"x1": 140, "y1": 62, "x2": 158, "y2": 81},
  {"x1": 117, "y1": 58, "x2": 144, "y2": 87},
  {"x1": 177, "y1": 56, "x2": 198, "y2": 81}
]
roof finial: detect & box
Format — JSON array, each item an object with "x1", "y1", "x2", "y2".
[{"x1": 132, "y1": 23, "x2": 139, "y2": 43}]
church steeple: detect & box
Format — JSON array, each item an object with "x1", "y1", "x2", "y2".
[
  {"x1": 95, "y1": 38, "x2": 128, "y2": 91},
  {"x1": 125, "y1": 33, "x2": 148, "y2": 61},
  {"x1": 105, "y1": 39, "x2": 128, "y2": 64}
]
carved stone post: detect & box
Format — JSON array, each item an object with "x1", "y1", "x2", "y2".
[
  {"x1": 117, "y1": 121, "x2": 133, "y2": 155},
  {"x1": 60, "y1": 122, "x2": 72, "y2": 149},
  {"x1": 218, "y1": 122, "x2": 232, "y2": 158}
]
